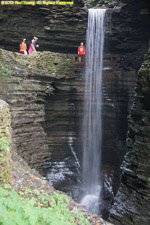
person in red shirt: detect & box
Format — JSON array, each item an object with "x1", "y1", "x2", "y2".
[{"x1": 78, "y1": 42, "x2": 85, "y2": 55}]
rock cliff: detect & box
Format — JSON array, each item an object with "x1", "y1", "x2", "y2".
[
  {"x1": 109, "y1": 53, "x2": 150, "y2": 224},
  {"x1": 0, "y1": 5, "x2": 87, "y2": 53},
  {"x1": 0, "y1": 49, "x2": 84, "y2": 172},
  {"x1": 0, "y1": 0, "x2": 149, "y2": 69},
  {"x1": 0, "y1": 48, "x2": 137, "y2": 218},
  {"x1": 0, "y1": 99, "x2": 12, "y2": 184},
  {"x1": 0, "y1": 0, "x2": 149, "y2": 220}
]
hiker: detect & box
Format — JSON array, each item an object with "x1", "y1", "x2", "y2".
[
  {"x1": 28, "y1": 39, "x2": 36, "y2": 54},
  {"x1": 20, "y1": 39, "x2": 27, "y2": 55},
  {"x1": 78, "y1": 42, "x2": 85, "y2": 55},
  {"x1": 32, "y1": 37, "x2": 39, "y2": 50}
]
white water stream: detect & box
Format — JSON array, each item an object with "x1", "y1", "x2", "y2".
[{"x1": 81, "y1": 8, "x2": 106, "y2": 214}]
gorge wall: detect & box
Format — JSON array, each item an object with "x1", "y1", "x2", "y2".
[
  {"x1": 0, "y1": 49, "x2": 137, "y2": 172},
  {"x1": 0, "y1": 0, "x2": 149, "y2": 69},
  {"x1": 109, "y1": 53, "x2": 150, "y2": 224},
  {"x1": 0, "y1": 4, "x2": 87, "y2": 53},
  {"x1": 0, "y1": 0, "x2": 149, "y2": 220},
  {"x1": 0, "y1": 49, "x2": 85, "y2": 172},
  {"x1": 0, "y1": 48, "x2": 137, "y2": 218},
  {"x1": 0, "y1": 99, "x2": 12, "y2": 184}
]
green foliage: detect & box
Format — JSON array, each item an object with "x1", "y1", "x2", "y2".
[
  {"x1": 61, "y1": 57, "x2": 72, "y2": 67},
  {"x1": 0, "y1": 65, "x2": 11, "y2": 76},
  {"x1": 0, "y1": 186, "x2": 90, "y2": 225},
  {"x1": 60, "y1": 57, "x2": 73, "y2": 75},
  {"x1": 4, "y1": 183, "x2": 11, "y2": 189},
  {"x1": 0, "y1": 137, "x2": 10, "y2": 151}
]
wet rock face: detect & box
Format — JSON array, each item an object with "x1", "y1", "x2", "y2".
[
  {"x1": 109, "y1": 53, "x2": 150, "y2": 224},
  {"x1": 109, "y1": 0, "x2": 150, "y2": 69},
  {"x1": 0, "y1": 52, "x2": 51, "y2": 171},
  {"x1": 0, "y1": 100, "x2": 12, "y2": 184},
  {"x1": 84, "y1": 0, "x2": 120, "y2": 8},
  {"x1": 100, "y1": 68, "x2": 137, "y2": 219},
  {"x1": 42, "y1": 64, "x2": 137, "y2": 218},
  {"x1": 43, "y1": 77, "x2": 84, "y2": 164},
  {"x1": 0, "y1": 49, "x2": 84, "y2": 172},
  {"x1": 0, "y1": 49, "x2": 137, "y2": 218},
  {"x1": 0, "y1": 48, "x2": 138, "y2": 218},
  {"x1": 102, "y1": 69, "x2": 137, "y2": 167},
  {"x1": 0, "y1": 5, "x2": 87, "y2": 53},
  {"x1": 0, "y1": 0, "x2": 149, "y2": 70}
]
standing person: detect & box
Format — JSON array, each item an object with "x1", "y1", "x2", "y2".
[
  {"x1": 28, "y1": 39, "x2": 36, "y2": 55},
  {"x1": 20, "y1": 39, "x2": 27, "y2": 55},
  {"x1": 33, "y1": 37, "x2": 39, "y2": 50},
  {"x1": 78, "y1": 42, "x2": 85, "y2": 55}
]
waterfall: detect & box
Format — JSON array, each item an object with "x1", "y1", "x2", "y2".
[{"x1": 81, "y1": 8, "x2": 106, "y2": 214}]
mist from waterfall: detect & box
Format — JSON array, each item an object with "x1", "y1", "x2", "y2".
[{"x1": 81, "y1": 8, "x2": 106, "y2": 214}]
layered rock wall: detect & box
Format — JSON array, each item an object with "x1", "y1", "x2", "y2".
[
  {"x1": 43, "y1": 70, "x2": 84, "y2": 164},
  {"x1": 100, "y1": 67, "x2": 137, "y2": 218},
  {"x1": 109, "y1": 0, "x2": 150, "y2": 69},
  {"x1": 0, "y1": 49, "x2": 84, "y2": 172},
  {"x1": 0, "y1": 48, "x2": 137, "y2": 182},
  {"x1": 0, "y1": 0, "x2": 149, "y2": 69},
  {"x1": 0, "y1": 99, "x2": 12, "y2": 184},
  {"x1": 0, "y1": 49, "x2": 54, "y2": 170},
  {"x1": 109, "y1": 53, "x2": 150, "y2": 224},
  {"x1": 0, "y1": 5, "x2": 87, "y2": 53},
  {"x1": 102, "y1": 69, "x2": 137, "y2": 167},
  {"x1": 0, "y1": 48, "x2": 138, "y2": 219}
]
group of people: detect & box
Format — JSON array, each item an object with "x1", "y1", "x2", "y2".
[
  {"x1": 20, "y1": 39, "x2": 85, "y2": 56},
  {"x1": 19, "y1": 37, "x2": 39, "y2": 55}
]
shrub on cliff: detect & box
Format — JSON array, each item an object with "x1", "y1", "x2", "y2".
[{"x1": 0, "y1": 66, "x2": 11, "y2": 76}]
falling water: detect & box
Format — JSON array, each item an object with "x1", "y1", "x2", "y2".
[{"x1": 81, "y1": 9, "x2": 106, "y2": 214}]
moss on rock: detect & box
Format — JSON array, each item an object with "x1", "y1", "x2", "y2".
[{"x1": 0, "y1": 100, "x2": 12, "y2": 185}]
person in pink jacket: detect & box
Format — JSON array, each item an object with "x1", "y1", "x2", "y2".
[{"x1": 28, "y1": 39, "x2": 36, "y2": 54}]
